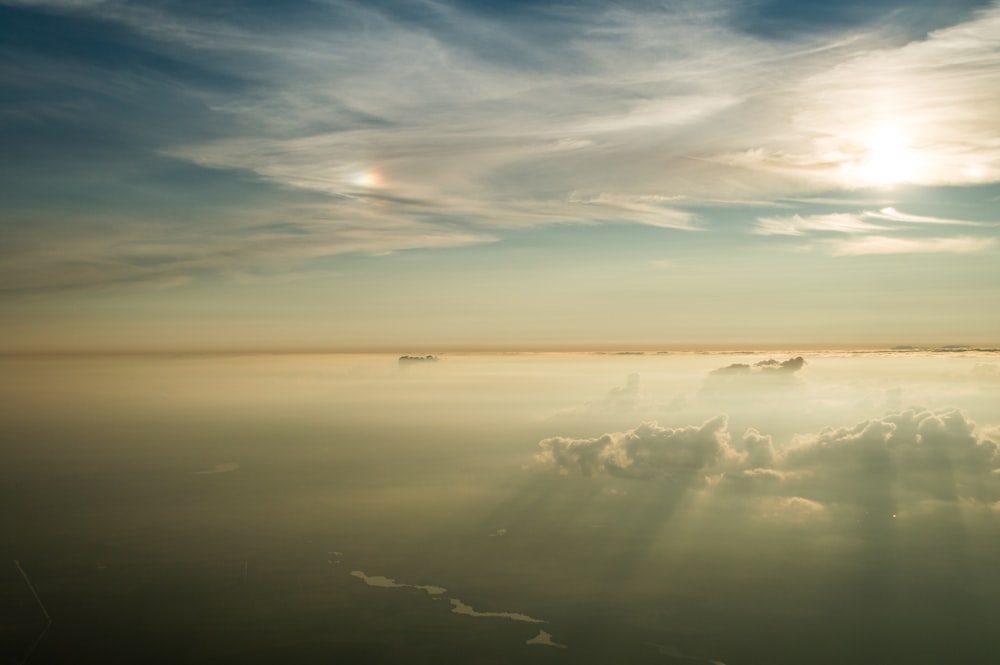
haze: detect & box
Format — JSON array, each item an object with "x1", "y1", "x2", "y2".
[{"x1": 4, "y1": 351, "x2": 1000, "y2": 663}]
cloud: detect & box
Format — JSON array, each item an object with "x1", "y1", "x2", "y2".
[
  {"x1": 760, "y1": 409, "x2": 1000, "y2": 509},
  {"x1": 0, "y1": 209, "x2": 496, "y2": 292},
  {"x1": 602, "y1": 372, "x2": 642, "y2": 411},
  {"x1": 537, "y1": 414, "x2": 735, "y2": 480},
  {"x1": 3, "y1": 0, "x2": 999, "y2": 291},
  {"x1": 753, "y1": 207, "x2": 991, "y2": 236},
  {"x1": 539, "y1": 407, "x2": 1000, "y2": 512},
  {"x1": 752, "y1": 203, "x2": 997, "y2": 263},
  {"x1": 741, "y1": 428, "x2": 778, "y2": 468},
  {"x1": 751, "y1": 495, "x2": 827, "y2": 523},
  {"x1": 865, "y1": 207, "x2": 992, "y2": 227},
  {"x1": 543, "y1": 372, "x2": 680, "y2": 422},
  {"x1": 754, "y1": 212, "x2": 889, "y2": 236},
  {"x1": 701, "y1": 357, "x2": 806, "y2": 398},
  {"x1": 784, "y1": 409, "x2": 999, "y2": 472},
  {"x1": 710, "y1": 356, "x2": 806, "y2": 375},
  {"x1": 827, "y1": 235, "x2": 994, "y2": 256},
  {"x1": 753, "y1": 207, "x2": 996, "y2": 257}
]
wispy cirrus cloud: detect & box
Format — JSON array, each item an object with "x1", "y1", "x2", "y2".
[
  {"x1": 754, "y1": 206, "x2": 997, "y2": 255},
  {"x1": 754, "y1": 207, "x2": 995, "y2": 236},
  {"x1": 0, "y1": 207, "x2": 495, "y2": 292},
  {"x1": 754, "y1": 212, "x2": 890, "y2": 236},
  {"x1": 828, "y1": 235, "x2": 995, "y2": 256}
]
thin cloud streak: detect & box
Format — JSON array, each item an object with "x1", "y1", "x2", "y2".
[
  {"x1": 829, "y1": 235, "x2": 995, "y2": 256},
  {"x1": 754, "y1": 208, "x2": 994, "y2": 236}
]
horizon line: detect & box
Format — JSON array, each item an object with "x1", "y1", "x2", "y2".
[{"x1": 1, "y1": 344, "x2": 998, "y2": 358}]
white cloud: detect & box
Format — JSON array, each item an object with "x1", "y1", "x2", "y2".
[
  {"x1": 541, "y1": 407, "x2": 1000, "y2": 512},
  {"x1": 754, "y1": 207, "x2": 993, "y2": 244},
  {"x1": 742, "y1": 429, "x2": 777, "y2": 468},
  {"x1": 777, "y1": 409, "x2": 1000, "y2": 505},
  {"x1": 828, "y1": 235, "x2": 994, "y2": 256},
  {"x1": 866, "y1": 207, "x2": 992, "y2": 227},
  {"x1": 537, "y1": 415, "x2": 735, "y2": 479},
  {"x1": 754, "y1": 212, "x2": 889, "y2": 236},
  {"x1": 0, "y1": 209, "x2": 497, "y2": 291}
]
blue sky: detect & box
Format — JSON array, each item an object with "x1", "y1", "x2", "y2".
[{"x1": 1, "y1": 0, "x2": 999, "y2": 351}]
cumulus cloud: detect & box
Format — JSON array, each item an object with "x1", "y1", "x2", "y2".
[
  {"x1": 539, "y1": 407, "x2": 1000, "y2": 514},
  {"x1": 726, "y1": 409, "x2": 1000, "y2": 511},
  {"x1": 741, "y1": 428, "x2": 778, "y2": 468},
  {"x1": 537, "y1": 415, "x2": 735, "y2": 480},
  {"x1": 784, "y1": 409, "x2": 999, "y2": 475}
]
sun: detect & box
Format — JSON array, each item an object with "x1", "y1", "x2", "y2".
[
  {"x1": 350, "y1": 168, "x2": 382, "y2": 188},
  {"x1": 857, "y1": 125, "x2": 919, "y2": 186}
]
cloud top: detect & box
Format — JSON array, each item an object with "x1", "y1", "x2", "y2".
[{"x1": 538, "y1": 415, "x2": 734, "y2": 480}]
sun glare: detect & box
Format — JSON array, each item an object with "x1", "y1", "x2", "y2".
[{"x1": 858, "y1": 125, "x2": 918, "y2": 186}]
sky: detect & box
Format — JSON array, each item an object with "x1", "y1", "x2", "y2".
[{"x1": 2, "y1": 0, "x2": 999, "y2": 352}]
